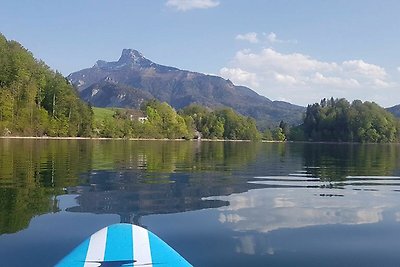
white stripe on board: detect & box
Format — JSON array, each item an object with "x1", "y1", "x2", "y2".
[
  {"x1": 132, "y1": 225, "x2": 153, "y2": 266},
  {"x1": 84, "y1": 227, "x2": 108, "y2": 267}
]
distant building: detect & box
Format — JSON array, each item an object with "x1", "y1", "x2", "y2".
[
  {"x1": 137, "y1": 116, "x2": 148, "y2": 123},
  {"x1": 122, "y1": 109, "x2": 148, "y2": 123}
]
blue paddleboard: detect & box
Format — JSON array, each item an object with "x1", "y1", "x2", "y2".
[{"x1": 56, "y1": 223, "x2": 192, "y2": 267}]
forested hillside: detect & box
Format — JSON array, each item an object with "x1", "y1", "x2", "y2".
[
  {"x1": 300, "y1": 98, "x2": 400, "y2": 142},
  {"x1": 0, "y1": 33, "x2": 93, "y2": 136}
]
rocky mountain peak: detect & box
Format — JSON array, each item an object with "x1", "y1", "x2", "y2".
[
  {"x1": 118, "y1": 49, "x2": 146, "y2": 63},
  {"x1": 95, "y1": 60, "x2": 108, "y2": 68}
]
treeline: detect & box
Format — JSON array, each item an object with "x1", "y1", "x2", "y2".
[
  {"x1": 95, "y1": 100, "x2": 189, "y2": 139},
  {"x1": 122, "y1": 97, "x2": 398, "y2": 143},
  {"x1": 94, "y1": 101, "x2": 261, "y2": 140},
  {"x1": 278, "y1": 98, "x2": 399, "y2": 143},
  {"x1": 0, "y1": 33, "x2": 93, "y2": 137},
  {"x1": 181, "y1": 105, "x2": 260, "y2": 140}
]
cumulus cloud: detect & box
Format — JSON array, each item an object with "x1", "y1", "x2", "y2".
[
  {"x1": 166, "y1": 0, "x2": 220, "y2": 11},
  {"x1": 220, "y1": 48, "x2": 394, "y2": 105},
  {"x1": 235, "y1": 32, "x2": 259, "y2": 44},
  {"x1": 273, "y1": 73, "x2": 300, "y2": 86},
  {"x1": 311, "y1": 72, "x2": 360, "y2": 88},
  {"x1": 220, "y1": 67, "x2": 259, "y2": 88},
  {"x1": 342, "y1": 60, "x2": 387, "y2": 80}
]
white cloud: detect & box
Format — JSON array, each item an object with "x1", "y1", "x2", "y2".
[
  {"x1": 166, "y1": 0, "x2": 220, "y2": 11},
  {"x1": 342, "y1": 60, "x2": 387, "y2": 80},
  {"x1": 235, "y1": 31, "x2": 297, "y2": 45},
  {"x1": 397, "y1": 67, "x2": 400, "y2": 73},
  {"x1": 220, "y1": 48, "x2": 395, "y2": 105},
  {"x1": 220, "y1": 67, "x2": 259, "y2": 88},
  {"x1": 273, "y1": 72, "x2": 299, "y2": 86},
  {"x1": 267, "y1": 32, "x2": 278, "y2": 43},
  {"x1": 265, "y1": 32, "x2": 297, "y2": 44},
  {"x1": 235, "y1": 32, "x2": 259, "y2": 44},
  {"x1": 373, "y1": 79, "x2": 390, "y2": 88},
  {"x1": 311, "y1": 72, "x2": 360, "y2": 88},
  {"x1": 233, "y1": 48, "x2": 336, "y2": 75}
]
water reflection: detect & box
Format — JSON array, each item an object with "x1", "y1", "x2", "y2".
[
  {"x1": 0, "y1": 139, "x2": 92, "y2": 234},
  {"x1": 1, "y1": 140, "x2": 400, "y2": 235},
  {"x1": 302, "y1": 143, "x2": 400, "y2": 180},
  {"x1": 2, "y1": 140, "x2": 400, "y2": 266},
  {"x1": 67, "y1": 171, "x2": 241, "y2": 223},
  {"x1": 0, "y1": 139, "x2": 264, "y2": 233},
  {"x1": 207, "y1": 177, "x2": 400, "y2": 257}
]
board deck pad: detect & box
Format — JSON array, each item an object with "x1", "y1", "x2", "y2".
[{"x1": 56, "y1": 223, "x2": 192, "y2": 267}]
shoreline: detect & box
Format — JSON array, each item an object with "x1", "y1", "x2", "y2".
[
  {"x1": 0, "y1": 136, "x2": 257, "y2": 142},
  {"x1": 1, "y1": 136, "x2": 394, "y2": 144}
]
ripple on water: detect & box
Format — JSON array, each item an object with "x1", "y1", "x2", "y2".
[{"x1": 249, "y1": 174, "x2": 400, "y2": 192}]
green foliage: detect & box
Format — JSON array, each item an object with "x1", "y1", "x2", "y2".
[
  {"x1": 141, "y1": 101, "x2": 189, "y2": 139},
  {"x1": 182, "y1": 105, "x2": 261, "y2": 140},
  {"x1": 279, "y1": 121, "x2": 290, "y2": 138},
  {"x1": 0, "y1": 33, "x2": 93, "y2": 136},
  {"x1": 302, "y1": 98, "x2": 399, "y2": 143},
  {"x1": 288, "y1": 125, "x2": 305, "y2": 141},
  {"x1": 272, "y1": 127, "x2": 286, "y2": 141},
  {"x1": 92, "y1": 100, "x2": 191, "y2": 139},
  {"x1": 262, "y1": 128, "x2": 273, "y2": 141},
  {"x1": 94, "y1": 103, "x2": 261, "y2": 140}
]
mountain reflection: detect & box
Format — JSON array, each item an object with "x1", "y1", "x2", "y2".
[
  {"x1": 66, "y1": 170, "x2": 269, "y2": 223},
  {"x1": 0, "y1": 139, "x2": 264, "y2": 233}
]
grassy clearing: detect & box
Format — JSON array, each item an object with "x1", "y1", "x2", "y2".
[{"x1": 92, "y1": 107, "x2": 116, "y2": 122}]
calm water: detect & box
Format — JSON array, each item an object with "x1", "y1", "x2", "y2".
[{"x1": 1, "y1": 139, "x2": 400, "y2": 266}]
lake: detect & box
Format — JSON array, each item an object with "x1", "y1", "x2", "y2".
[{"x1": 1, "y1": 139, "x2": 400, "y2": 266}]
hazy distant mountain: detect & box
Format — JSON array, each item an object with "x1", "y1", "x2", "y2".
[
  {"x1": 68, "y1": 49, "x2": 305, "y2": 126},
  {"x1": 387, "y1": 104, "x2": 400, "y2": 117},
  {"x1": 80, "y1": 79, "x2": 153, "y2": 109}
]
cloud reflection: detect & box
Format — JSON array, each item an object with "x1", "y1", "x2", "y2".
[
  {"x1": 207, "y1": 186, "x2": 399, "y2": 234},
  {"x1": 206, "y1": 184, "x2": 400, "y2": 256}
]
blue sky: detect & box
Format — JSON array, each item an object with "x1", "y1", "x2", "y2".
[{"x1": 1, "y1": 0, "x2": 400, "y2": 107}]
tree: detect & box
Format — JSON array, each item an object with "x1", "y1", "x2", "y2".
[
  {"x1": 279, "y1": 120, "x2": 290, "y2": 138},
  {"x1": 301, "y1": 98, "x2": 399, "y2": 143},
  {"x1": 182, "y1": 106, "x2": 261, "y2": 140},
  {"x1": 0, "y1": 89, "x2": 13, "y2": 122},
  {"x1": 288, "y1": 125, "x2": 305, "y2": 141},
  {"x1": 262, "y1": 128, "x2": 273, "y2": 141},
  {"x1": 272, "y1": 127, "x2": 286, "y2": 141}
]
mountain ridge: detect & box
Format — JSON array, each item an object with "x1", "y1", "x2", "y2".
[
  {"x1": 387, "y1": 104, "x2": 400, "y2": 117},
  {"x1": 68, "y1": 49, "x2": 305, "y2": 127}
]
